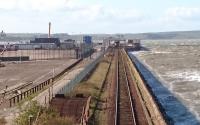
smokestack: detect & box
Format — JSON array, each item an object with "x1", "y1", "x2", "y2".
[{"x1": 48, "y1": 22, "x2": 51, "y2": 38}]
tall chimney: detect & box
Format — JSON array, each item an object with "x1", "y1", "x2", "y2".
[{"x1": 48, "y1": 22, "x2": 51, "y2": 38}]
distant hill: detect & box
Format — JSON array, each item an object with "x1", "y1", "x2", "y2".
[
  {"x1": 1, "y1": 30, "x2": 200, "y2": 42},
  {"x1": 63, "y1": 30, "x2": 200, "y2": 40},
  {"x1": 124, "y1": 31, "x2": 200, "y2": 40},
  {"x1": 75, "y1": 31, "x2": 200, "y2": 40}
]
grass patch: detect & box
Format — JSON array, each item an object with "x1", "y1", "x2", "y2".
[
  {"x1": 92, "y1": 57, "x2": 115, "y2": 125},
  {"x1": 66, "y1": 56, "x2": 112, "y2": 125},
  {"x1": 0, "y1": 117, "x2": 6, "y2": 125},
  {"x1": 36, "y1": 108, "x2": 76, "y2": 125},
  {"x1": 17, "y1": 92, "x2": 38, "y2": 109},
  {"x1": 15, "y1": 57, "x2": 112, "y2": 125},
  {"x1": 15, "y1": 101, "x2": 40, "y2": 125},
  {"x1": 68, "y1": 60, "x2": 110, "y2": 97},
  {"x1": 15, "y1": 101, "x2": 76, "y2": 125}
]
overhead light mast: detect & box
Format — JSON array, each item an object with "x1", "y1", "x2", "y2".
[{"x1": 48, "y1": 22, "x2": 51, "y2": 38}]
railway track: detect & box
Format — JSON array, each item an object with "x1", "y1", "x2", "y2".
[
  {"x1": 114, "y1": 48, "x2": 155, "y2": 125},
  {"x1": 115, "y1": 49, "x2": 136, "y2": 125}
]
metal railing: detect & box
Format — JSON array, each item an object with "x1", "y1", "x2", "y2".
[{"x1": 8, "y1": 59, "x2": 82, "y2": 107}]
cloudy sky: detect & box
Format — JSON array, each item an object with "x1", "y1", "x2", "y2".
[{"x1": 0, "y1": 0, "x2": 200, "y2": 34}]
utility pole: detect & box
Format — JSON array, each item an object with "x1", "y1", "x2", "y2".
[{"x1": 52, "y1": 68, "x2": 55, "y2": 98}]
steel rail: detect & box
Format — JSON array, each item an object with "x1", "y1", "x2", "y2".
[
  {"x1": 120, "y1": 50, "x2": 137, "y2": 125},
  {"x1": 114, "y1": 49, "x2": 119, "y2": 125},
  {"x1": 115, "y1": 49, "x2": 137, "y2": 125}
]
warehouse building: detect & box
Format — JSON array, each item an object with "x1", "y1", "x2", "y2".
[
  {"x1": 60, "y1": 39, "x2": 76, "y2": 49},
  {"x1": 30, "y1": 38, "x2": 61, "y2": 47},
  {"x1": 16, "y1": 43, "x2": 57, "y2": 50}
]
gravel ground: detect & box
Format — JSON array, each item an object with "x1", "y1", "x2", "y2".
[{"x1": 0, "y1": 59, "x2": 77, "y2": 93}]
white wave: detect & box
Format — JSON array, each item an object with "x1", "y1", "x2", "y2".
[
  {"x1": 129, "y1": 51, "x2": 147, "y2": 55},
  {"x1": 166, "y1": 70, "x2": 200, "y2": 82},
  {"x1": 151, "y1": 51, "x2": 173, "y2": 54}
]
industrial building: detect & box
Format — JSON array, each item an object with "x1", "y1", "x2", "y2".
[
  {"x1": 30, "y1": 38, "x2": 60, "y2": 47},
  {"x1": 30, "y1": 22, "x2": 60, "y2": 48},
  {"x1": 126, "y1": 39, "x2": 141, "y2": 51},
  {"x1": 16, "y1": 43, "x2": 57, "y2": 50},
  {"x1": 60, "y1": 39, "x2": 76, "y2": 49}
]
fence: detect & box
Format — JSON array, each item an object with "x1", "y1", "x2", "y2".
[
  {"x1": 8, "y1": 50, "x2": 105, "y2": 107},
  {"x1": 57, "y1": 50, "x2": 106, "y2": 95},
  {"x1": 9, "y1": 59, "x2": 82, "y2": 107},
  {"x1": 0, "y1": 49, "x2": 76, "y2": 61}
]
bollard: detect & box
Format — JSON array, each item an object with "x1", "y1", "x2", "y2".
[
  {"x1": 34, "y1": 87, "x2": 36, "y2": 92},
  {"x1": 48, "y1": 88, "x2": 51, "y2": 103},
  {"x1": 26, "y1": 91, "x2": 28, "y2": 97},
  {"x1": 39, "y1": 84, "x2": 41, "y2": 90},
  {"x1": 20, "y1": 94, "x2": 23, "y2": 100},
  {"x1": 28, "y1": 89, "x2": 31, "y2": 95},
  {"x1": 25, "y1": 91, "x2": 28, "y2": 97},
  {"x1": 33, "y1": 87, "x2": 35, "y2": 93},
  {"x1": 9, "y1": 99, "x2": 12, "y2": 107},
  {"x1": 17, "y1": 95, "x2": 19, "y2": 103},
  {"x1": 41, "y1": 83, "x2": 44, "y2": 89},
  {"x1": 29, "y1": 89, "x2": 31, "y2": 95},
  {"x1": 45, "y1": 96, "x2": 46, "y2": 105},
  {"x1": 31, "y1": 88, "x2": 34, "y2": 94},
  {"x1": 13, "y1": 97, "x2": 16, "y2": 105},
  {"x1": 23, "y1": 92, "x2": 26, "y2": 98}
]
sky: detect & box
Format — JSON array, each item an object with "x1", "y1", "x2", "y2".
[{"x1": 0, "y1": 0, "x2": 200, "y2": 34}]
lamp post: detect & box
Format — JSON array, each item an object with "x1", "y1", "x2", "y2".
[{"x1": 52, "y1": 68, "x2": 55, "y2": 98}]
